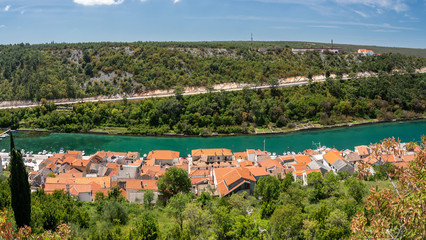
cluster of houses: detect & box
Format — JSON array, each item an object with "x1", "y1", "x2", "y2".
[{"x1": 22, "y1": 142, "x2": 420, "y2": 203}]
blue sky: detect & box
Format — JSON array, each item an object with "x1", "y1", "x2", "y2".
[{"x1": 0, "y1": 0, "x2": 425, "y2": 48}]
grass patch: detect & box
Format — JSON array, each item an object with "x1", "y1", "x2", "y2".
[{"x1": 364, "y1": 180, "x2": 393, "y2": 191}]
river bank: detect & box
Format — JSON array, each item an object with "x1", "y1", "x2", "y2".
[{"x1": 14, "y1": 116, "x2": 426, "y2": 138}]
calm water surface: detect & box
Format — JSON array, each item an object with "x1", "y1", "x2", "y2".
[{"x1": 0, "y1": 120, "x2": 425, "y2": 156}]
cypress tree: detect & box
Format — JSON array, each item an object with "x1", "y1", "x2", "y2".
[{"x1": 8, "y1": 132, "x2": 31, "y2": 227}]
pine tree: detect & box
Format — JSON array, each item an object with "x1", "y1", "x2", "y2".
[{"x1": 8, "y1": 132, "x2": 31, "y2": 228}]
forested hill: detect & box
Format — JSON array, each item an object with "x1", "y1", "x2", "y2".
[{"x1": 0, "y1": 41, "x2": 425, "y2": 101}]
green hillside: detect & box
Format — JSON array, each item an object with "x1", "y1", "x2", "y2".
[{"x1": 0, "y1": 41, "x2": 425, "y2": 101}]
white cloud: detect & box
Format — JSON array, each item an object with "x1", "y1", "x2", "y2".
[
  {"x1": 73, "y1": 0, "x2": 124, "y2": 6},
  {"x1": 334, "y1": 0, "x2": 409, "y2": 12},
  {"x1": 354, "y1": 10, "x2": 368, "y2": 18},
  {"x1": 173, "y1": 0, "x2": 181, "y2": 3},
  {"x1": 310, "y1": 25, "x2": 340, "y2": 28},
  {"x1": 0, "y1": 24, "x2": 5, "y2": 28},
  {"x1": 4, "y1": 5, "x2": 11, "y2": 11}
]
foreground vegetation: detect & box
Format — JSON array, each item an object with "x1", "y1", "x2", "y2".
[
  {"x1": 0, "y1": 41, "x2": 424, "y2": 101},
  {"x1": 1, "y1": 73, "x2": 425, "y2": 135}
]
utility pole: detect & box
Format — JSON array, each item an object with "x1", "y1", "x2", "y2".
[{"x1": 251, "y1": 33, "x2": 253, "y2": 49}]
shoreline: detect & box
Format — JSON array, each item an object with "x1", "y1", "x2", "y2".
[{"x1": 15, "y1": 116, "x2": 426, "y2": 138}]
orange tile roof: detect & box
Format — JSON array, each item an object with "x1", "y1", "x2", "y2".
[
  {"x1": 217, "y1": 180, "x2": 251, "y2": 196},
  {"x1": 239, "y1": 160, "x2": 254, "y2": 167},
  {"x1": 141, "y1": 180, "x2": 158, "y2": 190},
  {"x1": 304, "y1": 169, "x2": 321, "y2": 175},
  {"x1": 323, "y1": 151, "x2": 344, "y2": 165},
  {"x1": 71, "y1": 159, "x2": 91, "y2": 167},
  {"x1": 234, "y1": 152, "x2": 248, "y2": 159},
  {"x1": 247, "y1": 149, "x2": 255, "y2": 154},
  {"x1": 355, "y1": 146, "x2": 370, "y2": 156},
  {"x1": 144, "y1": 159, "x2": 155, "y2": 166},
  {"x1": 294, "y1": 155, "x2": 312, "y2": 165},
  {"x1": 393, "y1": 161, "x2": 410, "y2": 169},
  {"x1": 190, "y1": 177, "x2": 212, "y2": 185},
  {"x1": 147, "y1": 150, "x2": 179, "y2": 160},
  {"x1": 259, "y1": 158, "x2": 284, "y2": 169},
  {"x1": 142, "y1": 165, "x2": 161, "y2": 173},
  {"x1": 291, "y1": 164, "x2": 308, "y2": 174},
  {"x1": 126, "y1": 179, "x2": 143, "y2": 190},
  {"x1": 129, "y1": 160, "x2": 143, "y2": 166},
  {"x1": 57, "y1": 172, "x2": 84, "y2": 179},
  {"x1": 192, "y1": 148, "x2": 232, "y2": 157},
  {"x1": 190, "y1": 169, "x2": 210, "y2": 177},
  {"x1": 70, "y1": 184, "x2": 92, "y2": 195},
  {"x1": 30, "y1": 171, "x2": 37, "y2": 175},
  {"x1": 255, "y1": 150, "x2": 268, "y2": 156},
  {"x1": 246, "y1": 166, "x2": 269, "y2": 177},
  {"x1": 75, "y1": 176, "x2": 111, "y2": 188},
  {"x1": 67, "y1": 150, "x2": 82, "y2": 155},
  {"x1": 45, "y1": 177, "x2": 76, "y2": 184},
  {"x1": 44, "y1": 183, "x2": 67, "y2": 193},
  {"x1": 66, "y1": 168, "x2": 83, "y2": 174},
  {"x1": 215, "y1": 167, "x2": 256, "y2": 187},
  {"x1": 402, "y1": 154, "x2": 416, "y2": 162},
  {"x1": 45, "y1": 162, "x2": 57, "y2": 170},
  {"x1": 278, "y1": 155, "x2": 295, "y2": 162},
  {"x1": 381, "y1": 154, "x2": 396, "y2": 162}
]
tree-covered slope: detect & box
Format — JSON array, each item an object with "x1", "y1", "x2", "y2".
[
  {"x1": 1, "y1": 73, "x2": 424, "y2": 135},
  {"x1": 0, "y1": 42, "x2": 424, "y2": 101}
]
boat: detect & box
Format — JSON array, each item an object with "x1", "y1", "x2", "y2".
[{"x1": 59, "y1": 148, "x2": 65, "y2": 154}]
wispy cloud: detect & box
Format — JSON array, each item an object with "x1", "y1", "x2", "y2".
[
  {"x1": 334, "y1": 0, "x2": 409, "y2": 12},
  {"x1": 354, "y1": 10, "x2": 368, "y2": 18},
  {"x1": 173, "y1": 0, "x2": 181, "y2": 3},
  {"x1": 73, "y1": 0, "x2": 124, "y2": 6},
  {"x1": 191, "y1": 15, "x2": 414, "y2": 31},
  {"x1": 309, "y1": 25, "x2": 340, "y2": 28},
  {"x1": 4, "y1": 5, "x2": 11, "y2": 11},
  {"x1": 373, "y1": 29, "x2": 399, "y2": 32},
  {"x1": 0, "y1": 24, "x2": 5, "y2": 28}
]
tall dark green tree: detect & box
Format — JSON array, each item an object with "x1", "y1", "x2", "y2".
[{"x1": 8, "y1": 132, "x2": 31, "y2": 227}]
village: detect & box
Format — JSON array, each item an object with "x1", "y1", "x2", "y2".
[{"x1": 0, "y1": 141, "x2": 419, "y2": 204}]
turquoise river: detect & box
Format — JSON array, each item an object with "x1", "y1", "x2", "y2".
[{"x1": 0, "y1": 120, "x2": 425, "y2": 156}]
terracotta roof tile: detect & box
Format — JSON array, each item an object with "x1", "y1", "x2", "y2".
[
  {"x1": 259, "y1": 158, "x2": 284, "y2": 169},
  {"x1": 294, "y1": 155, "x2": 312, "y2": 165},
  {"x1": 192, "y1": 148, "x2": 232, "y2": 157},
  {"x1": 323, "y1": 151, "x2": 344, "y2": 165},
  {"x1": 190, "y1": 169, "x2": 210, "y2": 177},
  {"x1": 239, "y1": 160, "x2": 254, "y2": 167},
  {"x1": 246, "y1": 166, "x2": 269, "y2": 177},
  {"x1": 147, "y1": 150, "x2": 179, "y2": 160}
]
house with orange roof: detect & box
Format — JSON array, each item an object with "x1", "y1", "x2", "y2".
[
  {"x1": 294, "y1": 155, "x2": 312, "y2": 165},
  {"x1": 125, "y1": 179, "x2": 158, "y2": 203},
  {"x1": 302, "y1": 169, "x2": 322, "y2": 185},
  {"x1": 192, "y1": 148, "x2": 233, "y2": 163},
  {"x1": 322, "y1": 150, "x2": 345, "y2": 168},
  {"x1": 277, "y1": 155, "x2": 296, "y2": 164},
  {"x1": 358, "y1": 49, "x2": 374, "y2": 56},
  {"x1": 213, "y1": 167, "x2": 256, "y2": 197},
  {"x1": 71, "y1": 159, "x2": 92, "y2": 173},
  {"x1": 190, "y1": 169, "x2": 211, "y2": 178},
  {"x1": 234, "y1": 152, "x2": 248, "y2": 161},
  {"x1": 43, "y1": 182, "x2": 93, "y2": 201},
  {"x1": 246, "y1": 166, "x2": 269, "y2": 181},
  {"x1": 258, "y1": 158, "x2": 285, "y2": 175},
  {"x1": 355, "y1": 145, "x2": 371, "y2": 159},
  {"x1": 238, "y1": 160, "x2": 254, "y2": 167},
  {"x1": 147, "y1": 150, "x2": 180, "y2": 166},
  {"x1": 141, "y1": 165, "x2": 162, "y2": 180}
]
